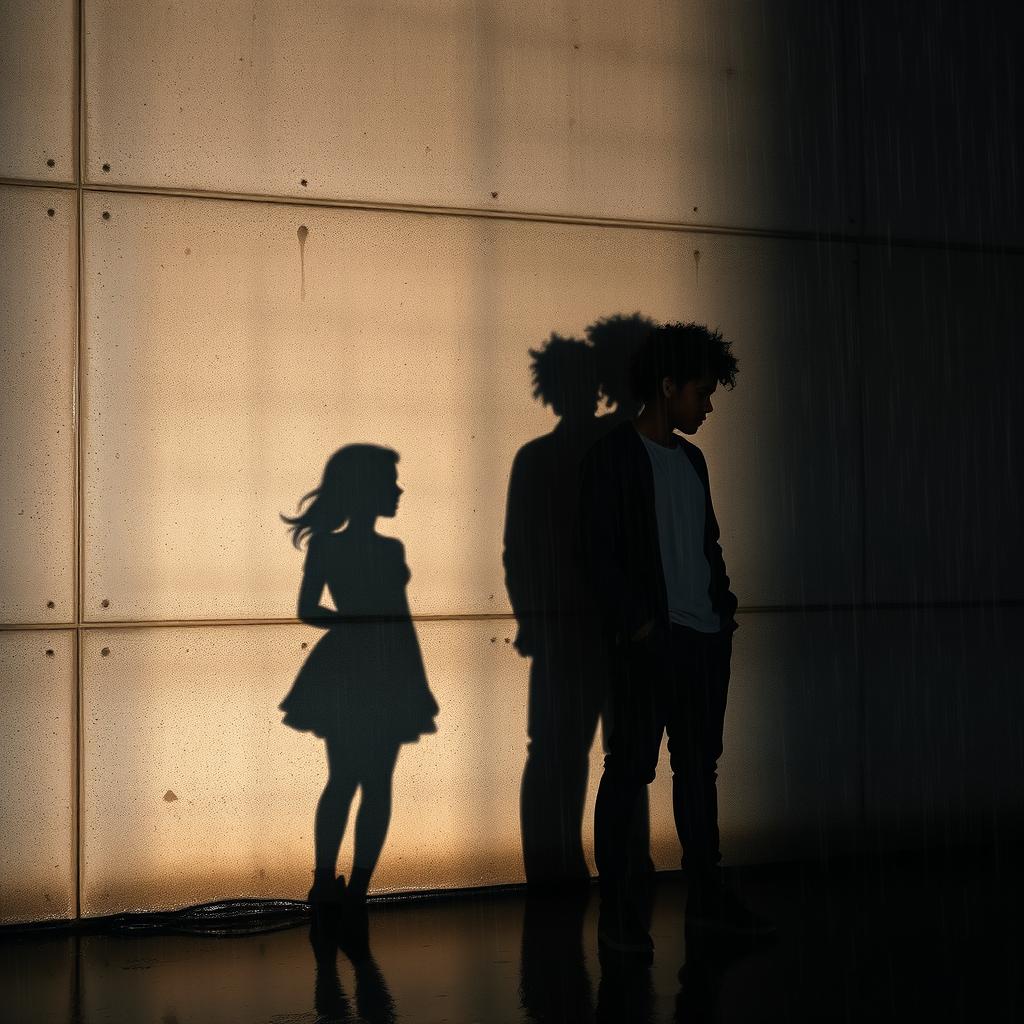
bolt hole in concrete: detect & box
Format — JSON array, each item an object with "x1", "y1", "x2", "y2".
[
  {"x1": 46, "y1": 158, "x2": 55, "y2": 167},
  {"x1": 47, "y1": 209, "x2": 55, "y2": 217},
  {"x1": 101, "y1": 648, "x2": 110, "y2": 657},
  {"x1": 102, "y1": 212, "x2": 110, "y2": 220},
  {"x1": 47, "y1": 600, "x2": 55, "y2": 608},
  {"x1": 102, "y1": 163, "x2": 110, "y2": 172},
  {"x1": 45, "y1": 650, "x2": 54, "y2": 657},
  {"x1": 300, "y1": 179, "x2": 307, "y2": 186}
]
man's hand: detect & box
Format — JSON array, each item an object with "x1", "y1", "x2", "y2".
[{"x1": 630, "y1": 619, "x2": 655, "y2": 642}]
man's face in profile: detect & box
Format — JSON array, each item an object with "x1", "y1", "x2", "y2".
[{"x1": 666, "y1": 375, "x2": 716, "y2": 435}]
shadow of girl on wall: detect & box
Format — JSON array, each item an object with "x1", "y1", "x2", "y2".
[{"x1": 279, "y1": 444, "x2": 439, "y2": 916}]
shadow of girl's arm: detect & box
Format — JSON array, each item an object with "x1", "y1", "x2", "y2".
[{"x1": 297, "y1": 536, "x2": 342, "y2": 629}]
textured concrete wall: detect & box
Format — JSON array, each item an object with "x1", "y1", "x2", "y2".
[{"x1": 1, "y1": 0, "x2": 1021, "y2": 923}]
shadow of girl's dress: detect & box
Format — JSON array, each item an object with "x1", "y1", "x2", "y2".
[{"x1": 279, "y1": 531, "x2": 438, "y2": 745}]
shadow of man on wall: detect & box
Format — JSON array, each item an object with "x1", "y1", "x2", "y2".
[
  {"x1": 504, "y1": 313, "x2": 656, "y2": 890},
  {"x1": 279, "y1": 444, "x2": 439, "y2": 929}
]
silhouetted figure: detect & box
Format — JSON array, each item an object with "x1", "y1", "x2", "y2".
[
  {"x1": 504, "y1": 317, "x2": 655, "y2": 888},
  {"x1": 579, "y1": 322, "x2": 776, "y2": 960},
  {"x1": 504, "y1": 333, "x2": 607, "y2": 885},
  {"x1": 280, "y1": 445, "x2": 438, "y2": 916}
]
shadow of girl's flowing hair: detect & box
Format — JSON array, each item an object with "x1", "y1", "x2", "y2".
[{"x1": 281, "y1": 445, "x2": 401, "y2": 548}]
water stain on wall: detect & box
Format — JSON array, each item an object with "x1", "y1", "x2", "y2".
[{"x1": 297, "y1": 225, "x2": 309, "y2": 301}]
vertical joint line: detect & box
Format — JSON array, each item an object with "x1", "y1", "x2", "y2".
[{"x1": 74, "y1": 0, "x2": 85, "y2": 923}]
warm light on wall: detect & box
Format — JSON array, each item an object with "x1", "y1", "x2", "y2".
[{"x1": 11, "y1": 0, "x2": 1019, "y2": 929}]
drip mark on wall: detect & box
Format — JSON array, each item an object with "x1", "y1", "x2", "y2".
[
  {"x1": 297, "y1": 225, "x2": 309, "y2": 301},
  {"x1": 693, "y1": 249, "x2": 701, "y2": 288}
]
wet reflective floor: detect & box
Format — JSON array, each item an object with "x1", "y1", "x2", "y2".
[{"x1": 2, "y1": 848, "x2": 1021, "y2": 1023}]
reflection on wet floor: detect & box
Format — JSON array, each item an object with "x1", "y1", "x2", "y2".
[{"x1": 1, "y1": 850, "x2": 1021, "y2": 1023}]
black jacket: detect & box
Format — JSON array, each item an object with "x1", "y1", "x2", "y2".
[{"x1": 578, "y1": 420, "x2": 739, "y2": 648}]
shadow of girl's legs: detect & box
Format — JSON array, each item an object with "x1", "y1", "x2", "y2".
[
  {"x1": 349, "y1": 744, "x2": 400, "y2": 899},
  {"x1": 316, "y1": 739, "x2": 359, "y2": 877}
]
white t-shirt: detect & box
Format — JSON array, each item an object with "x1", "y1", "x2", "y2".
[{"x1": 637, "y1": 429, "x2": 721, "y2": 633}]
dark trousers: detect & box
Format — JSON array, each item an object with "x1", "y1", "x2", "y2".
[{"x1": 595, "y1": 622, "x2": 732, "y2": 885}]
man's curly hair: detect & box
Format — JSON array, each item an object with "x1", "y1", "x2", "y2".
[{"x1": 627, "y1": 321, "x2": 738, "y2": 402}]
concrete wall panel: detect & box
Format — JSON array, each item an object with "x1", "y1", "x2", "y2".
[
  {"x1": 0, "y1": 0, "x2": 77, "y2": 182},
  {"x1": 0, "y1": 185, "x2": 77, "y2": 625},
  {"x1": 863, "y1": 606, "x2": 1024, "y2": 853},
  {"x1": 81, "y1": 190, "x2": 860, "y2": 623},
  {"x1": 861, "y1": 245, "x2": 1024, "y2": 604},
  {"x1": 714, "y1": 609, "x2": 862, "y2": 867},
  {"x1": 78, "y1": 611, "x2": 851, "y2": 916},
  {"x1": 80, "y1": 618, "x2": 566, "y2": 914},
  {"x1": 84, "y1": 0, "x2": 850, "y2": 232},
  {"x1": 0, "y1": 630, "x2": 76, "y2": 925},
  {"x1": 850, "y1": 0, "x2": 1024, "y2": 246}
]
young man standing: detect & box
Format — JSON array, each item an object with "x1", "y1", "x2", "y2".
[{"x1": 579, "y1": 322, "x2": 775, "y2": 958}]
